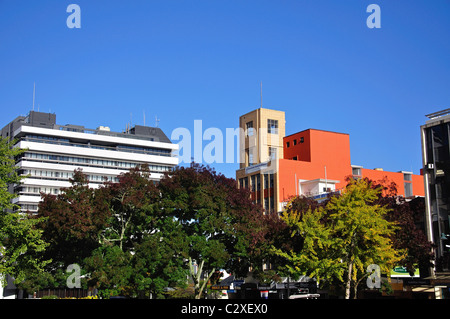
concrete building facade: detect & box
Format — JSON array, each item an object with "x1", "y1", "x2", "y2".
[
  {"x1": 421, "y1": 108, "x2": 450, "y2": 271},
  {"x1": 237, "y1": 107, "x2": 425, "y2": 214},
  {"x1": 1, "y1": 111, "x2": 179, "y2": 214}
]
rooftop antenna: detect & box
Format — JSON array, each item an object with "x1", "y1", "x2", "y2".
[
  {"x1": 143, "y1": 110, "x2": 146, "y2": 126},
  {"x1": 155, "y1": 115, "x2": 160, "y2": 127},
  {"x1": 32, "y1": 82, "x2": 36, "y2": 111},
  {"x1": 260, "y1": 81, "x2": 263, "y2": 109}
]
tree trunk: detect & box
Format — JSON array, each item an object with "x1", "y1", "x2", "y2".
[
  {"x1": 345, "y1": 260, "x2": 353, "y2": 299},
  {"x1": 352, "y1": 280, "x2": 358, "y2": 299},
  {"x1": 189, "y1": 258, "x2": 215, "y2": 299},
  {"x1": 196, "y1": 268, "x2": 215, "y2": 299},
  {"x1": 353, "y1": 272, "x2": 370, "y2": 299}
]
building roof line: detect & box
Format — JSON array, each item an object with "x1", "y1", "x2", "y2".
[
  {"x1": 425, "y1": 108, "x2": 450, "y2": 119},
  {"x1": 284, "y1": 128, "x2": 349, "y2": 139}
]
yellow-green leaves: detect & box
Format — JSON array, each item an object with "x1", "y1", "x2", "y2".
[{"x1": 274, "y1": 178, "x2": 404, "y2": 298}]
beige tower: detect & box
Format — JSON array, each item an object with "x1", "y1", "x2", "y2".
[{"x1": 236, "y1": 108, "x2": 285, "y2": 214}]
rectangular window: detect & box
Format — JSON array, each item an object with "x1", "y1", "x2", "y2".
[
  {"x1": 268, "y1": 119, "x2": 278, "y2": 134},
  {"x1": 251, "y1": 175, "x2": 256, "y2": 192},
  {"x1": 352, "y1": 167, "x2": 362, "y2": 176},
  {"x1": 404, "y1": 182, "x2": 413, "y2": 197},
  {"x1": 269, "y1": 147, "x2": 277, "y2": 160},
  {"x1": 246, "y1": 121, "x2": 254, "y2": 136},
  {"x1": 264, "y1": 197, "x2": 269, "y2": 212}
]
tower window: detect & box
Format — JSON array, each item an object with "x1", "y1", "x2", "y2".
[{"x1": 268, "y1": 119, "x2": 278, "y2": 134}]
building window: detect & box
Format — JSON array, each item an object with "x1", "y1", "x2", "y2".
[
  {"x1": 268, "y1": 119, "x2": 278, "y2": 134},
  {"x1": 263, "y1": 173, "x2": 274, "y2": 190},
  {"x1": 404, "y1": 182, "x2": 413, "y2": 197},
  {"x1": 239, "y1": 177, "x2": 249, "y2": 189},
  {"x1": 286, "y1": 141, "x2": 290, "y2": 148},
  {"x1": 269, "y1": 147, "x2": 277, "y2": 160},
  {"x1": 264, "y1": 197, "x2": 269, "y2": 212},
  {"x1": 352, "y1": 167, "x2": 362, "y2": 177},
  {"x1": 403, "y1": 172, "x2": 413, "y2": 197},
  {"x1": 246, "y1": 121, "x2": 254, "y2": 136},
  {"x1": 251, "y1": 175, "x2": 256, "y2": 192},
  {"x1": 293, "y1": 139, "x2": 297, "y2": 146}
]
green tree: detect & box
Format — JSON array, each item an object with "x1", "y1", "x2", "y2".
[
  {"x1": 84, "y1": 165, "x2": 189, "y2": 298},
  {"x1": 275, "y1": 178, "x2": 404, "y2": 299},
  {"x1": 327, "y1": 178, "x2": 404, "y2": 299},
  {"x1": 97, "y1": 165, "x2": 160, "y2": 250},
  {"x1": 84, "y1": 245, "x2": 133, "y2": 298},
  {"x1": 158, "y1": 163, "x2": 266, "y2": 299},
  {"x1": 39, "y1": 169, "x2": 110, "y2": 267},
  {"x1": 0, "y1": 137, "x2": 50, "y2": 287},
  {"x1": 369, "y1": 178, "x2": 435, "y2": 276},
  {"x1": 274, "y1": 199, "x2": 340, "y2": 285},
  {"x1": 130, "y1": 215, "x2": 190, "y2": 298}
]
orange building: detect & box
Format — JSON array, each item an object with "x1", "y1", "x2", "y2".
[{"x1": 236, "y1": 108, "x2": 425, "y2": 213}]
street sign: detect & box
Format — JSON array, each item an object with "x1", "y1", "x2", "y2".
[{"x1": 211, "y1": 285, "x2": 230, "y2": 290}]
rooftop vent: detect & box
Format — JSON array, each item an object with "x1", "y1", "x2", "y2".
[{"x1": 426, "y1": 108, "x2": 450, "y2": 120}]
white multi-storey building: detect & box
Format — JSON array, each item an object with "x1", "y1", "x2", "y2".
[{"x1": 1, "y1": 111, "x2": 178, "y2": 214}]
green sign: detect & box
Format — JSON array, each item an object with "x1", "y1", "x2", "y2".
[{"x1": 390, "y1": 266, "x2": 420, "y2": 278}]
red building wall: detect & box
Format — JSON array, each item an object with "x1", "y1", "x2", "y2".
[
  {"x1": 280, "y1": 129, "x2": 352, "y2": 202},
  {"x1": 278, "y1": 128, "x2": 424, "y2": 203}
]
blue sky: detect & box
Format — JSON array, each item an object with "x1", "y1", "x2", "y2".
[{"x1": 1, "y1": 0, "x2": 449, "y2": 178}]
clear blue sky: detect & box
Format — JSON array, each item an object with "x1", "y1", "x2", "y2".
[{"x1": 1, "y1": 0, "x2": 449, "y2": 178}]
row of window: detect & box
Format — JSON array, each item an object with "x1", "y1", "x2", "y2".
[
  {"x1": 245, "y1": 119, "x2": 279, "y2": 136},
  {"x1": 23, "y1": 135, "x2": 172, "y2": 157},
  {"x1": 19, "y1": 152, "x2": 172, "y2": 172},
  {"x1": 19, "y1": 169, "x2": 120, "y2": 183},
  {"x1": 16, "y1": 186, "x2": 61, "y2": 195},
  {"x1": 286, "y1": 137, "x2": 304, "y2": 148},
  {"x1": 20, "y1": 204, "x2": 38, "y2": 212},
  {"x1": 239, "y1": 173, "x2": 274, "y2": 191}
]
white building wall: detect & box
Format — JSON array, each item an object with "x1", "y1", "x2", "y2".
[{"x1": 10, "y1": 123, "x2": 178, "y2": 213}]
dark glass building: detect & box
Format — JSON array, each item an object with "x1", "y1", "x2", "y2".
[{"x1": 421, "y1": 108, "x2": 450, "y2": 272}]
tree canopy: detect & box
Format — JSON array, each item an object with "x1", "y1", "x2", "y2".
[
  {"x1": 35, "y1": 163, "x2": 268, "y2": 298},
  {"x1": 274, "y1": 178, "x2": 406, "y2": 299},
  {"x1": 0, "y1": 137, "x2": 50, "y2": 287}
]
